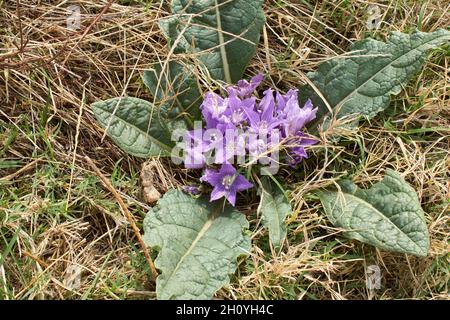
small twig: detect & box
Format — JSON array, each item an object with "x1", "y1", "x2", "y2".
[
  {"x1": 1, "y1": 0, "x2": 114, "y2": 69},
  {"x1": 15, "y1": 0, "x2": 25, "y2": 52},
  {"x1": 61, "y1": 0, "x2": 115, "y2": 67},
  {"x1": 84, "y1": 156, "x2": 158, "y2": 280},
  {"x1": 0, "y1": 254, "x2": 7, "y2": 299},
  {"x1": 0, "y1": 159, "x2": 40, "y2": 182},
  {"x1": 0, "y1": 0, "x2": 29, "y2": 62},
  {"x1": 23, "y1": 251, "x2": 50, "y2": 268},
  {"x1": 114, "y1": 288, "x2": 156, "y2": 298}
]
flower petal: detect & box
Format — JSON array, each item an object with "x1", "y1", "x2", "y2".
[
  {"x1": 210, "y1": 186, "x2": 226, "y2": 202},
  {"x1": 234, "y1": 175, "x2": 254, "y2": 192},
  {"x1": 225, "y1": 191, "x2": 237, "y2": 206}
]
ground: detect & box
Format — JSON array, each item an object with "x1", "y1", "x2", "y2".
[{"x1": 0, "y1": 0, "x2": 449, "y2": 300}]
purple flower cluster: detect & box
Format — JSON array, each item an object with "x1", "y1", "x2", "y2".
[{"x1": 182, "y1": 74, "x2": 318, "y2": 206}]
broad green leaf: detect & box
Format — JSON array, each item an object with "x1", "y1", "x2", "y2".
[
  {"x1": 258, "y1": 177, "x2": 291, "y2": 250},
  {"x1": 160, "y1": 0, "x2": 265, "y2": 83},
  {"x1": 317, "y1": 169, "x2": 430, "y2": 257},
  {"x1": 301, "y1": 29, "x2": 450, "y2": 128},
  {"x1": 143, "y1": 190, "x2": 250, "y2": 300},
  {"x1": 143, "y1": 61, "x2": 202, "y2": 125},
  {"x1": 92, "y1": 97, "x2": 173, "y2": 158}
]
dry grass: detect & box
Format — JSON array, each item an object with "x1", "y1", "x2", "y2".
[{"x1": 0, "y1": 0, "x2": 449, "y2": 300}]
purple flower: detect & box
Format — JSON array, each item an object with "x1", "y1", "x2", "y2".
[
  {"x1": 285, "y1": 133, "x2": 318, "y2": 167},
  {"x1": 289, "y1": 100, "x2": 317, "y2": 135},
  {"x1": 182, "y1": 185, "x2": 201, "y2": 195},
  {"x1": 184, "y1": 129, "x2": 208, "y2": 169},
  {"x1": 279, "y1": 93, "x2": 318, "y2": 137},
  {"x1": 275, "y1": 89, "x2": 297, "y2": 113},
  {"x1": 182, "y1": 74, "x2": 319, "y2": 192},
  {"x1": 245, "y1": 89, "x2": 280, "y2": 136},
  {"x1": 200, "y1": 164, "x2": 253, "y2": 206},
  {"x1": 221, "y1": 90, "x2": 255, "y2": 127},
  {"x1": 201, "y1": 92, "x2": 227, "y2": 129},
  {"x1": 232, "y1": 74, "x2": 264, "y2": 98}
]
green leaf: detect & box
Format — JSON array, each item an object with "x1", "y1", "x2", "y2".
[
  {"x1": 160, "y1": 0, "x2": 265, "y2": 84},
  {"x1": 258, "y1": 177, "x2": 291, "y2": 250},
  {"x1": 301, "y1": 29, "x2": 450, "y2": 128},
  {"x1": 92, "y1": 97, "x2": 173, "y2": 158},
  {"x1": 317, "y1": 169, "x2": 430, "y2": 257},
  {"x1": 143, "y1": 61, "x2": 202, "y2": 124},
  {"x1": 143, "y1": 190, "x2": 250, "y2": 300}
]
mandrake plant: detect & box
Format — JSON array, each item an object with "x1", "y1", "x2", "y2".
[{"x1": 91, "y1": 0, "x2": 450, "y2": 300}]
